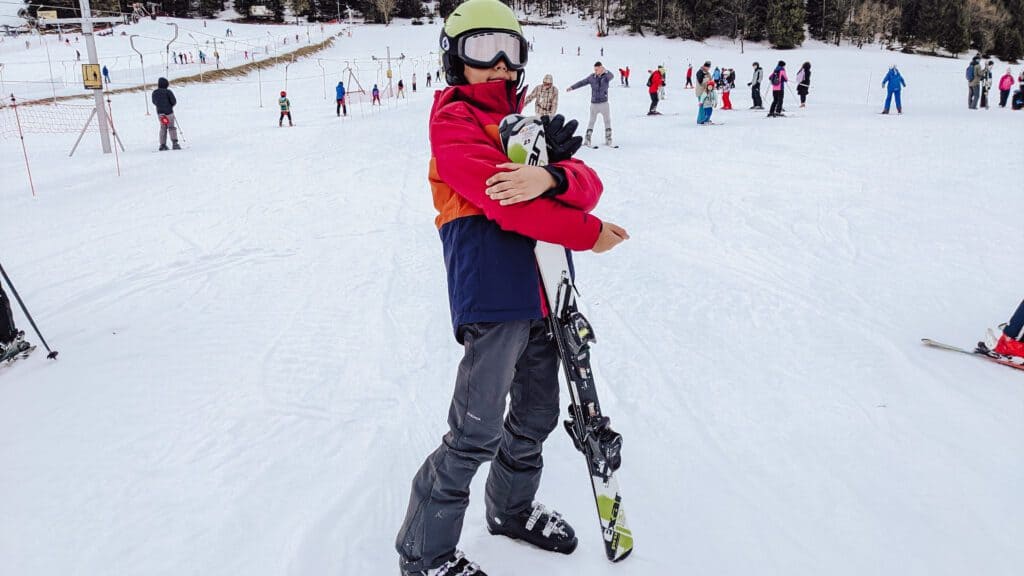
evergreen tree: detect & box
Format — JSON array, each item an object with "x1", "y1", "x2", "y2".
[
  {"x1": 767, "y1": 0, "x2": 805, "y2": 48},
  {"x1": 805, "y1": 0, "x2": 824, "y2": 40},
  {"x1": 941, "y1": 0, "x2": 970, "y2": 55}
]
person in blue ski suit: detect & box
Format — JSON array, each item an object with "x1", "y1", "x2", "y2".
[
  {"x1": 881, "y1": 65, "x2": 905, "y2": 114},
  {"x1": 335, "y1": 81, "x2": 347, "y2": 116}
]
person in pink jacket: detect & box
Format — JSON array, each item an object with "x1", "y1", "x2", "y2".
[
  {"x1": 998, "y1": 69, "x2": 1015, "y2": 108},
  {"x1": 767, "y1": 60, "x2": 789, "y2": 117}
]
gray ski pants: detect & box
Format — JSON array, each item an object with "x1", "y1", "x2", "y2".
[
  {"x1": 587, "y1": 101, "x2": 612, "y2": 131},
  {"x1": 158, "y1": 113, "x2": 178, "y2": 146},
  {"x1": 396, "y1": 320, "x2": 561, "y2": 573}
]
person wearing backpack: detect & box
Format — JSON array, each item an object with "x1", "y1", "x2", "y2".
[
  {"x1": 881, "y1": 65, "x2": 905, "y2": 114},
  {"x1": 748, "y1": 62, "x2": 763, "y2": 109},
  {"x1": 795, "y1": 62, "x2": 811, "y2": 107},
  {"x1": 767, "y1": 61, "x2": 788, "y2": 117},
  {"x1": 646, "y1": 66, "x2": 664, "y2": 115},
  {"x1": 998, "y1": 68, "x2": 1015, "y2": 108},
  {"x1": 967, "y1": 56, "x2": 982, "y2": 109}
]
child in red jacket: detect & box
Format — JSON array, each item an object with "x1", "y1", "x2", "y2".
[{"x1": 394, "y1": 1, "x2": 628, "y2": 575}]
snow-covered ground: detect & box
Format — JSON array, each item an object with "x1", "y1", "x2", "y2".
[{"x1": 2, "y1": 15, "x2": 1023, "y2": 576}]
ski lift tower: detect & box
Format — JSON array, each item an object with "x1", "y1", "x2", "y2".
[{"x1": 41, "y1": 0, "x2": 125, "y2": 154}]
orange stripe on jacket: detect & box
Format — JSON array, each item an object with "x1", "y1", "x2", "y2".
[{"x1": 431, "y1": 124, "x2": 501, "y2": 230}]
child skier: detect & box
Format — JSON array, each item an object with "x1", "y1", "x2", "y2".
[
  {"x1": 720, "y1": 70, "x2": 733, "y2": 110},
  {"x1": 394, "y1": 1, "x2": 629, "y2": 574},
  {"x1": 278, "y1": 91, "x2": 292, "y2": 126},
  {"x1": 335, "y1": 81, "x2": 347, "y2": 116},
  {"x1": 685, "y1": 63, "x2": 693, "y2": 88},
  {"x1": 698, "y1": 78, "x2": 717, "y2": 125},
  {"x1": 151, "y1": 77, "x2": 180, "y2": 150},
  {"x1": 398, "y1": 79, "x2": 406, "y2": 98},
  {"x1": 881, "y1": 65, "x2": 905, "y2": 114},
  {"x1": 371, "y1": 84, "x2": 381, "y2": 105}
]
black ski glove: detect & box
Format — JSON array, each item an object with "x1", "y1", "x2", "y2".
[{"x1": 541, "y1": 114, "x2": 583, "y2": 163}]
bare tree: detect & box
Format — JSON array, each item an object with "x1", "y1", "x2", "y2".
[{"x1": 376, "y1": 0, "x2": 398, "y2": 25}]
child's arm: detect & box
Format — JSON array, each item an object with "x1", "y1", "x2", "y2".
[
  {"x1": 432, "y1": 107, "x2": 601, "y2": 251},
  {"x1": 546, "y1": 158, "x2": 602, "y2": 211}
]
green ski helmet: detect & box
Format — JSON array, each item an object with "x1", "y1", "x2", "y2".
[{"x1": 440, "y1": 0, "x2": 528, "y2": 86}]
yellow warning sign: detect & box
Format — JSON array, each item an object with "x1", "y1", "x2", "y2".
[{"x1": 83, "y1": 64, "x2": 102, "y2": 90}]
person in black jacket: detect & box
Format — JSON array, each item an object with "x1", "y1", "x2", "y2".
[
  {"x1": 796, "y1": 62, "x2": 811, "y2": 107},
  {"x1": 151, "y1": 77, "x2": 180, "y2": 151}
]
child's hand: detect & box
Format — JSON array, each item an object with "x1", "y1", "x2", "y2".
[
  {"x1": 592, "y1": 222, "x2": 629, "y2": 253},
  {"x1": 485, "y1": 164, "x2": 556, "y2": 206}
]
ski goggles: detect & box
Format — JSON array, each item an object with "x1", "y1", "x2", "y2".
[{"x1": 456, "y1": 31, "x2": 528, "y2": 70}]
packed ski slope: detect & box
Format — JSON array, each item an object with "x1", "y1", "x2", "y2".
[{"x1": 2, "y1": 15, "x2": 1023, "y2": 576}]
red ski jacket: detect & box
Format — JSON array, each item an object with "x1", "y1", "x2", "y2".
[
  {"x1": 648, "y1": 70, "x2": 664, "y2": 94},
  {"x1": 429, "y1": 80, "x2": 603, "y2": 338}
]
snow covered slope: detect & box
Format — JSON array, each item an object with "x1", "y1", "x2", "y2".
[{"x1": 1, "y1": 16, "x2": 1023, "y2": 576}]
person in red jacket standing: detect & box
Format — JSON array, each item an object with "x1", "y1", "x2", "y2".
[
  {"x1": 647, "y1": 66, "x2": 664, "y2": 115},
  {"x1": 395, "y1": 1, "x2": 629, "y2": 575}
]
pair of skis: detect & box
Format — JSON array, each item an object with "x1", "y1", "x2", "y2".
[
  {"x1": 536, "y1": 243, "x2": 633, "y2": 562},
  {"x1": 498, "y1": 114, "x2": 632, "y2": 562}
]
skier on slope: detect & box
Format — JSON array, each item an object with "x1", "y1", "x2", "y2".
[
  {"x1": 697, "y1": 78, "x2": 717, "y2": 125},
  {"x1": 767, "y1": 60, "x2": 788, "y2": 118},
  {"x1": 394, "y1": 1, "x2": 629, "y2": 574},
  {"x1": 748, "y1": 62, "x2": 764, "y2": 109},
  {"x1": 335, "y1": 81, "x2": 347, "y2": 116},
  {"x1": 278, "y1": 91, "x2": 292, "y2": 126},
  {"x1": 646, "y1": 65, "x2": 664, "y2": 115},
  {"x1": 0, "y1": 282, "x2": 31, "y2": 364},
  {"x1": 795, "y1": 61, "x2": 811, "y2": 108},
  {"x1": 685, "y1": 62, "x2": 694, "y2": 88},
  {"x1": 566, "y1": 61, "x2": 616, "y2": 147},
  {"x1": 881, "y1": 65, "x2": 905, "y2": 114},
  {"x1": 523, "y1": 73, "x2": 559, "y2": 116},
  {"x1": 997, "y1": 68, "x2": 1014, "y2": 108},
  {"x1": 151, "y1": 77, "x2": 180, "y2": 150}
]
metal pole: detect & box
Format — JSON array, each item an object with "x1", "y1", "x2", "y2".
[
  {"x1": 164, "y1": 22, "x2": 177, "y2": 78},
  {"x1": 318, "y1": 59, "x2": 326, "y2": 99},
  {"x1": 187, "y1": 33, "x2": 202, "y2": 81},
  {"x1": 10, "y1": 95, "x2": 37, "y2": 197},
  {"x1": 129, "y1": 35, "x2": 149, "y2": 115},
  {"x1": 78, "y1": 0, "x2": 112, "y2": 154},
  {"x1": 42, "y1": 30, "x2": 57, "y2": 103}
]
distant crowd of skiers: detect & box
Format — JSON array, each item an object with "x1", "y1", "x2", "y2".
[
  {"x1": 142, "y1": 51, "x2": 1024, "y2": 151},
  {"x1": 966, "y1": 56, "x2": 1024, "y2": 110}
]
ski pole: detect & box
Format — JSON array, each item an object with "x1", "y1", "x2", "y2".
[
  {"x1": 173, "y1": 114, "x2": 187, "y2": 143},
  {"x1": 0, "y1": 261, "x2": 58, "y2": 359}
]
